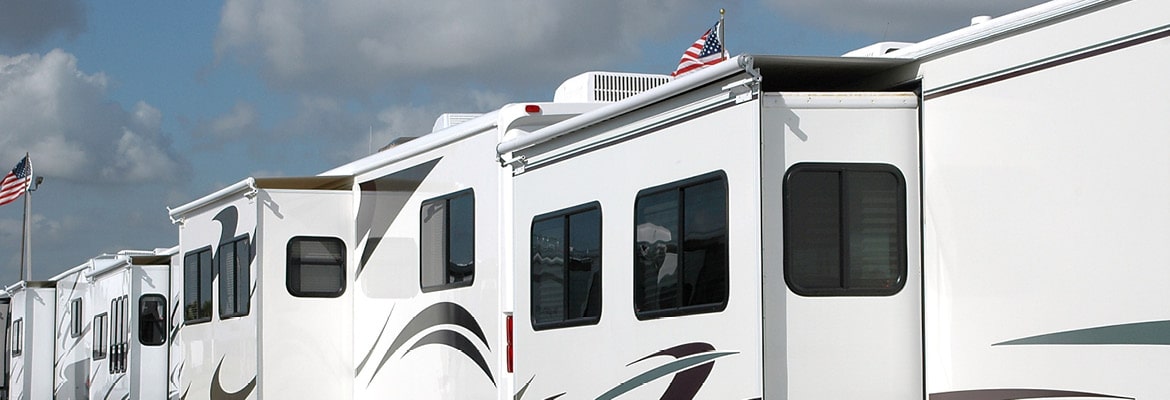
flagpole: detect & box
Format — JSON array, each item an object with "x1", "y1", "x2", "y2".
[
  {"x1": 20, "y1": 152, "x2": 31, "y2": 281},
  {"x1": 719, "y1": 9, "x2": 728, "y2": 59}
]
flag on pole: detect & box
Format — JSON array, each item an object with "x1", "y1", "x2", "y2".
[
  {"x1": 672, "y1": 21, "x2": 726, "y2": 77},
  {"x1": 0, "y1": 155, "x2": 32, "y2": 207}
]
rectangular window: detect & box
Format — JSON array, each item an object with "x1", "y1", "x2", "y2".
[
  {"x1": 70, "y1": 298, "x2": 83, "y2": 338},
  {"x1": 634, "y1": 172, "x2": 729, "y2": 319},
  {"x1": 531, "y1": 203, "x2": 602, "y2": 329},
  {"x1": 184, "y1": 248, "x2": 212, "y2": 323},
  {"x1": 783, "y1": 163, "x2": 907, "y2": 296},
  {"x1": 110, "y1": 295, "x2": 128, "y2": 374},
  {"x1": 219, "y1": 236, "x2": 251, "y2": 318},
  {"x1": 139, "y1": 294, "x2": 167, "y2": 346},
  {"x1": 93, "y1": 313, "x2": 108, "y2": 359},
  {"x1": 11, "y1": 318, "x2": 21, "y2": 357},
  {"x1": 421, "y1": 189, "x2": 475, "y2": 291},
  {"x1": 287, "y1": 237, "x2": 347, "y2": 297}
]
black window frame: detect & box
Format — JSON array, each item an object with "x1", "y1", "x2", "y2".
[
  {"x1": 634, "y1": 171, "x2": 730, "y2": 320},
  {"x1": 782, "y1": 162, "x2": 908, "y2": 297},
  {"x1": 183, "y1": 246, "x2": 213, "y2": 324},
  {"x1": 11, "y1": 318, "x2": 21, "y2": 357},
  {"x1": 286, "y1": 236, "x2": 347, "y2": 298},
  {"x1": 70, "y1": 298, "x2": 83, "y2": 338},
  {"x1": 93, "y1": 312, "x2": 108, "y2": 360},
  {"x1": 110, "y1": 295, "x2": 128, "y2": 374},
  {"x1": 139, "y1": 294, "x2": 167, "y2": 346},
  {"x1": 218, "y1": 235, "x2": 251, "y2": 319},
  {"x1": 420, "y1": 189, "x2": 476, "y2": 292},
  {"x1": 530, "y1": 202, "x2": 603, "y2": 330}
]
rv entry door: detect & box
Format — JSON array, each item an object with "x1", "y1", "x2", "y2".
[{"x1": 761, "y1": 92, "x2": 922, "y2": 399}]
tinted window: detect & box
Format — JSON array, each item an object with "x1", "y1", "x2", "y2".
[
  {"x1": 784, "y1": 163, "x2": 907, "y2": 296},
  {"x1": 287, "y1": 237, "x2": 347, "y2": 297},
  {"x1": 219, "y1": 236, "x2": 251, "y2": 318},
  {"x1": 184, "y1": 248, "x2": 213, "y2": 323},
  {"x1": 70, "y1": 298, "x2": 83, "y2": 338},
  {"x1": 93, "y1": 313, "x2": 107, "y2": 359},
  {"x1": 421, "y1": 189, "x2": 475, "y2": 291},
  {"x1": 139, "y1": 294, "x2": 167, "y2": 346},
  {"x1": 532, "y1": 204, "x2": 602, "y2": 329},
  {"x1": 634, "y1": 172, "x2": 728, "y2": 319}
]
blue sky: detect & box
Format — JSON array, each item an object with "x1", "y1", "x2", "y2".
[{"x1": 0, "y1": 0, "x2": 1045, "y2": 283}]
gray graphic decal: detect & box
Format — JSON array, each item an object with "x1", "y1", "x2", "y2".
[
  {"x1": 367, "y1": 302, "x2": 492, "y2": 387},
  {"x1": 994, "y1": 320, "x2": 1170, "y2": 346},
  {"x1": 356, "y1": 158, "x2": 441, "y2": 277},
  {"x1": 929, "y1": 389, "x2": 1131, "y2": 400},
  {"x1": 211, "y1": 357, "x2": 256, "y2": 400}
]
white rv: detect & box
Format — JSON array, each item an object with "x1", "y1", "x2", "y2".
[
  {"x1": 6, "y1": 281, "x2": 55, "y2": 400},
  {"x1": 496, "y1": 0, "x2": 1170, "y2": 399},
  {"x1": 167, "y1": 176, "x2": 354, "y2": 399},
  {"x1": 50, "y1": 263, "x2": 92, "y2": 400},
  {"x1": 86, "y1": 248, "x2": 174, "y2": 400}
]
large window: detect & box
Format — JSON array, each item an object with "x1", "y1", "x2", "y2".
[
  {"x1": 219, "y1": 236, "x2": 251, "y2": 318},
  {"x1": 634, "y1": 172, "x2": 729, "y2": 319},
  {"x1": 287, "y1": 237, "x2": 347, "y2": 298},
  {"x1": 421, "y1": 189, "x2": 475, "y2": 291},
  {"x1": 139, "y1": 294, "x2": 167, "y2": 346},
  {"x1": 783, "y1": 163, "x2": 907, "y2": 296},
  {"x1": 93, "y1": 313, "x2": 108, "y2": 360},
  {"x1": 184, "y1": 247, "x2": 213, "y2": 323},
  {"x1": 531, "y1": 203, "x2": 602, "y2": 329}
]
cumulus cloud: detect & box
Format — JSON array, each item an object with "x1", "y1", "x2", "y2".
[
  {"x1": 0, "y1": 0, "x2": 87, "y2": 51},
  {"x1": 763, "y1": 0, "x2": 1050, "y2": 41},
  {"x1": 209, "y1": 101, "x2": 259, "y2": 140},
  {"x1": 214, "y1": 0, "x2": 704, "y2": 97},
  {"x1": 0, "y1": 49, "x2": 187, "y2": 183}
]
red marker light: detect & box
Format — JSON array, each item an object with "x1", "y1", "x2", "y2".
[
  {"x1": 524, "y1": 104, "x2": 541, "y2": 114},
  {"x1": 506, "y1": 315, "x2": 514, "y2": 373}
]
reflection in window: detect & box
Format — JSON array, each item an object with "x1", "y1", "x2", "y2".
[
  {"x1": 184, "y1": 248, "x2": 213, "y2": 323},
  {"x1": 219, "y1": 236, "x2": 251, "y2": 318},
  {"x1": 139, "y1": 294, "x2": 167, "y2": 346},
  {"x1": 635, "y1": 172, "x2": 728, "y2": 319},
  {"x1": 784, "y1": 163, "x2": 907, "y2": 296},
  {"x1": 421, "y1": 189, "x2": 475, "y2": 291},
  {"x1": 532, "y1": 204, "x2": 602, "y2": 329}
]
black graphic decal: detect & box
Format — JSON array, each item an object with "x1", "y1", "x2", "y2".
[
  {"x1": 367, "y1": 302, "x2": 492, "y2": 386},
  {"x1": 211, "y1": 357, "x2": 257, "y2": 400},
  {"x1": 929, "y1": 388, "x2": 1131, "y2": 400},
  {"x1": 102, "y1": 373, "x2": 125, "y2": 400},
  {"x1": 211, "y1": 206, "x2": 239, "y2": 281},
  {"x1": 406, "y1": 329, "x2": 495, "y2": 385},
  {"x1": 356, "y1": 306, "x2": 395, "y2": 375},
  {"x1": 356, "y1": 158, "x2": 441, "y2": 277},
  {"x1": 627, "y1": 343, "x2": 716, "y2": 400}
]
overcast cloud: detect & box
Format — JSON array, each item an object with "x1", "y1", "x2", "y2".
[
  {"x1": 0, "y1": 0, "x2": 86, "y2": 52},
  {"x1": 764, "y1": 0, "x2": 1050, "y2": 41},
  {"x1": 0, "y1": 49, "x2": 188, "y2": 184}
]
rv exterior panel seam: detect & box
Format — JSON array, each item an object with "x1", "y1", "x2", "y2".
[
  {"x1": 496, "y1": 54, "x2": 755, "y2": 155},
  {"x1": 886, "y1": 0, "x2": 1117, "y2": 60},
  {"x1": 762, "y1": 92, "x2": 919, "y2": 109},
  {"x1": 167, "y1": 177, "x2": 257, "y2": 222}
]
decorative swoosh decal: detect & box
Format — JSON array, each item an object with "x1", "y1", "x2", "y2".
[
  {"x1": 406, "y1": 329, "x2": 495, "y2": 385},
  {"x1": 355, "y1": 305, "x2": 395, "y2": 375},
  {"x1": 211, "y1": 206, "x2": 238, "y2": 282},
  {"x1": 595, "y1": 349, "x2": 737, "y2": 400},
  {"x1": 356, "y1": 158, "x2": 441, "y2": 278},
  {"x1": 102, "y1": 373, "x2": 126, "y2": 400},
  {"x1": 366, "y1": 302, "x2": 492, "y2": 387},
  {"x1": 211, "y1": 357, "x2": 257, "y2": 400},
  {"x1": 994, "y1": 320, "x2": 1170, "y2": 346},
  {"x1": 514, "y1": 375, "x2": 535, "y2": 400},
  {"x1": 929, "y1": 388, "x2": 1131, "y2": 400}
]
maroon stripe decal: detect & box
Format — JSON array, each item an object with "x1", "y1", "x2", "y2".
[{"x1": 930, "y1": 388, "x2": 1132, "y2": 400}]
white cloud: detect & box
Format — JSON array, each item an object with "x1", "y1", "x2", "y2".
[
  {"x1": 209, "y1": 101, "x2": 259, "y2": 140},
  {"x1": 763, "y1": 0, "x2": 1051, "y2": 41},
  {"x1": 214, "y1": 0, "x2": 703, "y2": 97},
  {"x1": 0, "y1": 49, "x2": 187, "y2": 183}
]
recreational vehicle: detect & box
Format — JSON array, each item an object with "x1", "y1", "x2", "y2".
[
  {"x1": 50, "y1": 262, "x2": 92, "y2": 400},
  {"x1": 6, "y1": 281, "x2": 55, "y2": 400},
  {"x1": 497, "y1": 0, "x2": 1170, "y2": 399}
]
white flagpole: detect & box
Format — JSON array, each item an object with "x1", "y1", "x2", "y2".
[
  {"x1": 720, "y1": 9, "x2": 728, "y2": 59},
  {"x1": 20, "y1": 153, "x2": 32, "y2": 281}
]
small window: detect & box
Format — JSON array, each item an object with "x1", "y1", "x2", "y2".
[
  {"x1": 287, "y1": 237, "x2": 347, "y2": 298},
  {"x1": 11, "y1": 318, "x2": 22, "y2": 357},
  {"x1": 93, "y1": 313, "x2": 108, "y2": 359},
  {"x1": 531, "y1": 203, "x2": 603, "y2": 329},
  {"x1": 634, "y1": 172, "x2": 729, "y2": 319},
  {"x1": 783, "y1": 163, "x2": 907, "y2": 296},
  {"x1": 184, "y1": 247, "x2": 213, "y2": 323},
  {"x1": 219, "y1": 236, "x2": 251, "y2": 318},
  {"x1": 421, "y1": 189, "x2": 475, "y2": 291},
  {"x1": 139, "y1": 294, "x2": 167, "y2": 346},
  {"x1": 70, "y1": 298, "x2": 83, "y2": 338},
  {"x1": 110, "y1": 295, "x2": 128, "y2": 374}
]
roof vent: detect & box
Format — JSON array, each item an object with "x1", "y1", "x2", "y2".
[
  {"x1": 842, "y1": 41, "x2": 916, "y2": 57},
  {"x1": 432, "y1": 113, "x2": 482, "y2": 132},
  {"x1": 553, "y1": 71, "x2": 671, "y2": 103}
]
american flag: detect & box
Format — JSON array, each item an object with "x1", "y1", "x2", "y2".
[
  {"x1": 0, "y1": 155, "x2": 32, "y2": 207},
  {"x1": 672, "y1": 21, "x2": 725, "y2": 77}
]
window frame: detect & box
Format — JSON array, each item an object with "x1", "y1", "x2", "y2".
[
  {"x1": 93, "y1": 312, "x2": 108, "y2": 360},
  {"x1": 139, "y1": 294, "x2": 167, "y2": 346},
  {"x1": 286, "y1": 236, "x2": 347, "y2": 298},
  {"x1": 633, "y1": 171, "x2": 730, "y2": 320},
  {"x1": 419, "y1": 188, "x2": 476, "y2": 292},
  {"x1": 782, "y1": 162, "x2": 908, "y2": 297},
  {"x1": 183, "y1": 246, "x2": 213, "y2": 324},
  {"x1": 530, "y1": 202, "x2": 604, "y2": 331},
  {"x1": 70, "y1": 298, "x2": 83, "y2": 338},
  {"x1": 11, "y1": 318, "x2": 22, "y2": 357},
  {"x1": 218, "y1": 235, "x2": 251, "y2": 319}
]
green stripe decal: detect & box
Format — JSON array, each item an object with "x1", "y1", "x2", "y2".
[
  {"x1": 594, "y1": 351, "x2": 737, "y2": 400},
  {"x1": 994, "y1": 320, "x2": 1170, "y2": 346}
]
